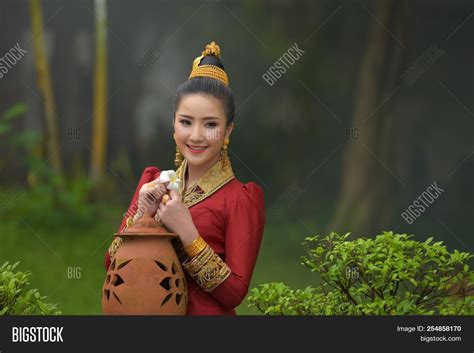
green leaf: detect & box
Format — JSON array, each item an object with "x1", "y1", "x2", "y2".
[
  {"x1": 0, "y1": 122, "x2": 10, "y2": 134},
  {"x1": 10, "y1": 130, "x2": 41, "y2": 148},
  {"x1": 2, "y1": 103, "x2": 27, "y2": 121}
]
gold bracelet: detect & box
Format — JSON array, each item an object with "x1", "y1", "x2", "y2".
[
  {"x1": 182, "y1": 244, "x2": 231, "y2": 292},
  {"x1": 183, "y1": 235, "x2": 207, "y2": 258}
]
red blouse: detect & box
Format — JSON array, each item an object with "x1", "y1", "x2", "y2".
[{"x1": 104, "y1": 166, "x2": 265, "y2": 315}]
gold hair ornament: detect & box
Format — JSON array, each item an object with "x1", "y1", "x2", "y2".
[{"x1": 188, "y1": 41, "x2": 229, "y2": 86}]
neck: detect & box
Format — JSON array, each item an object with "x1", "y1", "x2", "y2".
[{"x1": 185, "y1": 154, "x2": 221, "y2": 188}]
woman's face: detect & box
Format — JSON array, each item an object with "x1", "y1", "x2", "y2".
[{"x1": 174, "y1": 94, "x2": 233, "y2": 170}]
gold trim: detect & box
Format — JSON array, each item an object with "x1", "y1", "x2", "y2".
[
  {"x1": 108, "y1": 237, "x2": 123, "y2": 262},
  {"x1": 182, "y1": 244, "x2": 231, "y2": 292},
  {"x1": 176, "y1": 157, "x2": 234, "y2": 208},
  {"x1": 188, "y1": 64, "x2": 229, "y2": 86}
]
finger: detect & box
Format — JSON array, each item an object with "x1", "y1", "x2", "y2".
[
  {"x1": 146, "y1": 192, "x2": 158, "y2": 204},
  {"x1": 151, "y1": 187, "x2": 164, "y2": 199},
  {"x1": 149, "y1": 183, "x2": 164, "y2": 193},
  {"x1": 157, "y1": 200, "x2": 166, "y2": 211},
  {"x1": 161, "y1": 194, "x2": 170, "y2": 205},
  {"x1": 153, "y1": 180, "x2": 164, "y2": 189},
  {"x1": 169, "y1": 189, "x2": 179, "y2": 200},
  {"x1": 140, "y1": 183, "x2": 154, "y2": 195},
  {"x1": 146, "y1": 185, "x2": 161, "y2": 196},
  {"x1": 143, "y1": 181, "x2": 156, "y2": 190}
]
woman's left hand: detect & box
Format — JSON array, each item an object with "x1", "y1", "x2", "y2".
[{"x1": 156, "y1": 189, "x2": 199, "y2": 246}]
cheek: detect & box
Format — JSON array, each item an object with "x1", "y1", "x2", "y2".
[
  {"x1": 206, "y1": 128, "x2": 224, "y2": 148},
  {"x1": 173, "y1": 124, "x2": 187, "y2": 142}
]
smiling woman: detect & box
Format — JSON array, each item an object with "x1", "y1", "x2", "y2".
[
  {"x1": 174, "y1": 93, "x2": 233, "y2": 179},
  {"x1": 104, "y1": 41, "x2": 266, "y2": 315}
]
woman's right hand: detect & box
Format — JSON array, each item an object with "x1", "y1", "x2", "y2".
[{"x1": 136, "y1": 180, "x2": 167, "y2": 217}]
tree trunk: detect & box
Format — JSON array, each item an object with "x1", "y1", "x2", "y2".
[
  {"x1": 90, "y1": 0, "x2": 108, "y2": 184},
  {"x1": 29, "y1": 0, "x2": 62, "y2": 177},
  {"x1": 329, "y1": 0, "x2": 410, "y2": 235}
]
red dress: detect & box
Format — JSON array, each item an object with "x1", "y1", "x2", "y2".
[{"x1": 104, "y1": 166, "x2": 265, "y2": 315}]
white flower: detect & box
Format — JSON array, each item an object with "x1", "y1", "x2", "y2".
[{"x1": 159, "y1": 170, "x2": 182, "y2": 191}]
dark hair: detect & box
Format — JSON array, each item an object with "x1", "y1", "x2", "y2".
[{"x1": 175, "y1": 55, "x2": 235, "y2": 125}]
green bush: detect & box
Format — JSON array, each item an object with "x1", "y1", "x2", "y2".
[
  {"x1": 0, "y1": 261, "x2": 61, "y2": 315},
  {"x1": 8, "y1": 172, "x2": 96, "y2": 228},
  {"x1": 248, "y1": 232, "x2": 474, "y2": 315},
  {"x1": 1, "y1": 103, "x2": 97, "y2": 228}
]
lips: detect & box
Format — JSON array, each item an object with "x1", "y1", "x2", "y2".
[{"x1": 187, "y1": 144, "x2": 208, "y2": 154}]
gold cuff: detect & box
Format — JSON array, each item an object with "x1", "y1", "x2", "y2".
[
  {"x1": 108, "y1": 237, "x2": 123, "y2": 261},
  {"x1": 182, "y1": 244, "x2": 231, "y2": 292},
  {"x1": 183, "y1": 235, "x2": 207, "y2": 258}
]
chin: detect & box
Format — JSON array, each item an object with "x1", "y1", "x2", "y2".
[
  {"x1": 183, "y1": 151, "x2": 219, "y2": 168},
  {"x1": 185, "y1": 155, "x2": 209, "y2": 166}
]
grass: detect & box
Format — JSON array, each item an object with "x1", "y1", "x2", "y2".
[{"x1": 0, "y1": 206, "x2": 319, "y2": 315}]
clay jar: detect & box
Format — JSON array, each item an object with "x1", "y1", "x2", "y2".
[{"x1": 102, "y1": 213, "x2": 188, "y2": 315}]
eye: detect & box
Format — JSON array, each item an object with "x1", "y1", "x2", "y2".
[
  {"x1": 205, "y1": 122, "x2": 218, "y2": 128},
  {"x1": 180, "y1": 119, "x2": 191, "y2": 126}
]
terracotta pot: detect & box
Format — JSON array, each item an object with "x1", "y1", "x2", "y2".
[{"x1": 102, "y1": 214, "x2": 188, "y2": 315}]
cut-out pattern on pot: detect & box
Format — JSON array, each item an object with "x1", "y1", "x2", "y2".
[{"x1": 102, "y1": 214, "x2": 188, "y2": 315}]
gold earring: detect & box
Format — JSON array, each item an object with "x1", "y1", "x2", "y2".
[
  {"x1": 221, "y1": 137, "x2": 230, "y2": 170},
  {"x1": 174, "y1": 134, "x2": 183, "y2": 168}
]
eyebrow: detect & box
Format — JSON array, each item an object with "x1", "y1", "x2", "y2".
[{"x1": 177, "y1": 114, "x2": 221, "y2": 121}]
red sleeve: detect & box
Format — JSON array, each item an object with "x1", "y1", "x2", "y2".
[
  {"x1": 209, "y1": 182, "x2": 265, "y2": 309},
  {"x1": 103, "y1": 166, "x2": 161, "y2": 270}
]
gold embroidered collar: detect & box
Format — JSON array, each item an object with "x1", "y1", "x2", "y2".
[{"x1": 176, "y1": 157, "x2": 235, "y2": 208}]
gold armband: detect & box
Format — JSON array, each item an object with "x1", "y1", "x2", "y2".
[
  {"x1": 183, "y1": 235, "x2": 207, "y2": 258},
  {"x1": 182, "y1": 244, "x2": 231, "y2": 292}
]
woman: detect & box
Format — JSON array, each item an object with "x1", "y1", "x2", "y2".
[{"x1": 104, "y1": 41, "x2": 265, "y2": 315}]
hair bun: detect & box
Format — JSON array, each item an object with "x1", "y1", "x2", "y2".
[{"x1": 189, "y1": 41, "x2": 229, "y2": 86}]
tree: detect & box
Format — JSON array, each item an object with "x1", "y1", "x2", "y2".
[
  {"x1": 29, "y1": 0, "x2": 63, "y2": 177},
  {"x1": 90, "y1": 0, "x2": 109, "y2": 184},
  {"x1": 329, "y1": 0, "x2": 411, "y2": 234}
]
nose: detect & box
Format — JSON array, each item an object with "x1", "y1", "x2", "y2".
[{"x1": 189, "y1": 124, "x2": 204, "y2": 143}]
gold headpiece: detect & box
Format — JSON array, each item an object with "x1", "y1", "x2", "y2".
[{"x1": 188, "y1": 41, "x2": 229, "y2": 86}]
